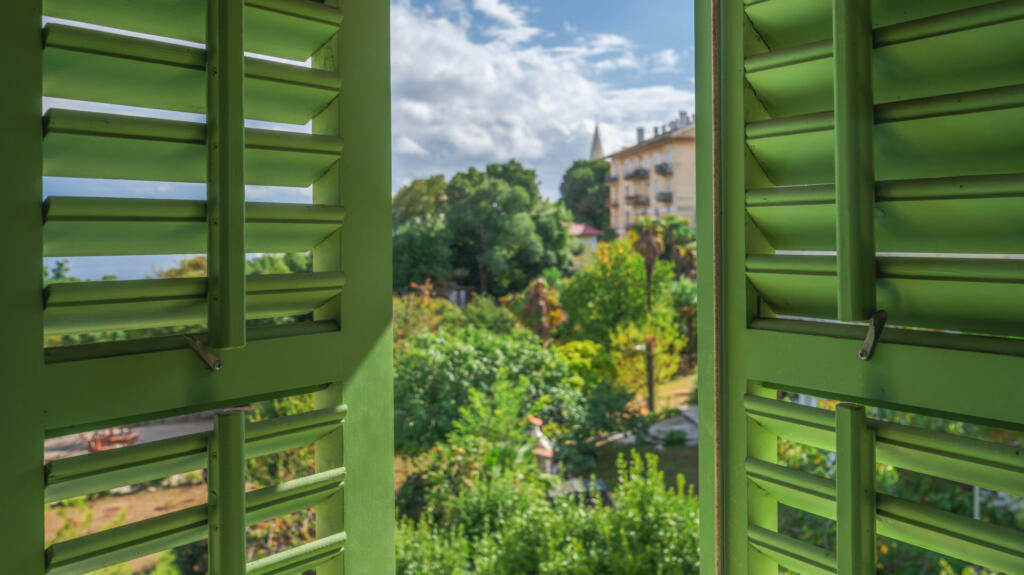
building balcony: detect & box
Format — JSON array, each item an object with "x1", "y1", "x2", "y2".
[
  {"x1": 655, "y1": 162, "x2": 673, "y2": 175},
  {"x1": 656, "y1": 191, "x2": 673, "y2": 204},
  {"x1": 606, "y1": 174, "x2": 620, "y2": 183},
  {"x1": 624, "y1": 168, "x2": 650, "y2": 180},
  {"x1": 628, "y1": 195, "x2": 650, "y2": 207}
]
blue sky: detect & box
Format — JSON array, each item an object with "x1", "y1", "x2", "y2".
[
  {"x1": 390, "y1": 0, "x2": 695, "y2": 196},
  {"x1": 46, "y1": 0, "x2": 695, "y2": 280}
]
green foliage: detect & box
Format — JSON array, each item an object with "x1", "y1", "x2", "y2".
[
  {"x1": 654, "y1": 215, "x2": 695, "y2": 260},
  {"x1": 391, "y1": 162, "x2": 575, "y2": 296},
  {"x1": 446, "y1": 161, "x2": 575, "y2": 296},
  {"x1": 558, "y1": 381, "x2": 636, "y2": 476},
  {"x1": 554, "y1": 340, "x2": 617, "y2": 393},
  {"x1": 397, "y1": 451, "x2": 700, "y2": 575},
  {"x1": 664, "y1": 430, "x2": 688, "y2": 447},
  {"x1": 462, "y1": 296, "x2": 519, "y2": 334},
  {"x1": 393, "y1": 283, "x2": 463, "y2": 350},
  {"x1": 394, "y1": 326, "x2": 585, "y2": 455},
  {"x1": 245, "y1": 252, "x2": 312, "y2": 275},
  {"x1": 149, "y1": 551, "x2": 184, "y2": 575},
  {"x1": 559, "y1": 159, "x2": 612, "y2": 237},
  {"x1": 559, "y1": 239, "x2": 672, "y2": 344},
  {"x1": 609, "y1": 308, "x2": 685, "y2": 399},
  {"x1": 393, "y1": 216, "x2": 453, "y2": 292},
  {"x1": 393, "y1": 174, "x2": 448, "y2": 230}
]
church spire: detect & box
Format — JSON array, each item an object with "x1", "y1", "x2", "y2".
[{"x1": 589, "y1": 123, "x2": 605, "y2": 160}]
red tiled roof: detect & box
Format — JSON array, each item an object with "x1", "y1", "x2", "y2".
[{"x1": 568, "y1": 223, "x2": 602, "y2": 237}]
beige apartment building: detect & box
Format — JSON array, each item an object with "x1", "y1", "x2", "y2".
[{"x1": 604, "y1": 112, "x2": 696, "y2": 236}]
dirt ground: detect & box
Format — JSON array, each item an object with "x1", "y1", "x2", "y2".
[{"x1": 46, "y1": 485, "x2": 207, "y2": 573}]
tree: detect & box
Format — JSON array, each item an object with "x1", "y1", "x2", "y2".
[
  {"x1": 156, "y1": 255, "x2": 207, "y2": 278},
  {"x1": 393, "y1": 216, "x2": 453, "y2": 292},
  {"x1": 393, "y1": 174, "x2": 447, "y2": 230},
  {"x1": 245, "y1": 252, "x2": 312, "y2": 275},
  {"x1": 559, "y1": 239, "x2": 673, "y2": 345},
  {"x1": 610, "y1": 306, "x2": 685, "y2": 413},
  {"x1": 445, "y1": 161, "x2": 574, "y2": 296},
  {"x1": 657, "y1": 214, "x2": 697, "y2": 280},
  {"x1": 631, "y1": 218, "x2": 665, "y2": 411},
  {"x1": 559, "y1": 158, "x2": 612, "y2": 236}
]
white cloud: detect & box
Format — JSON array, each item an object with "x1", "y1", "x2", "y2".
[
  {"x1": 395, "y1": 136, "x2": 430, "y2": 156},
  {"x1": 652, "y1": 49, "x2": 681, "y2": 73},
  {"x1": 391, "y1": 1, "x2": 694, "y2": 198},
  {"x1": 471, "y1": 0, "x2": 540, "y2": 44}
]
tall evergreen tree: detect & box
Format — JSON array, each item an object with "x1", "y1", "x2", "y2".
[{"x1": 559, "y1": 158, "x2": 611, "y2": 236}]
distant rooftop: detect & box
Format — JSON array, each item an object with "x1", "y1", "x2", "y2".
[
  {"x1": 610, "y1": 111, "x2": 695, "y2": 158},
  {"x1": 569, "y1": 222, "x2": 603, "y2": 237}
]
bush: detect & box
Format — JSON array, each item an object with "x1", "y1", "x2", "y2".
[
  {"x1": 394, "y1": 326, "x2": 586, "y2": 455},
  {"x1": 664, "y1": 430, "x2": 688, "y2": 447},
  {"x1": 393, "y1": 284, "x2": 462, "y2": 350},
  {"x1": 397, "y1": 451, "x2": 700, "y2": 575},
  {"x1": 462, "y1": 296, "x2": 519, "y2": 334}
]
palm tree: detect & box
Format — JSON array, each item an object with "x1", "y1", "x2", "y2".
[{"x1": 631, "y1": 218, "x2": 664, "y2": 412}]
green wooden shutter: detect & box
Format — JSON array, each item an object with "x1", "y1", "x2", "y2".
[
  {"x1": 697, "y1": 0, "x2": 1024, "y2": 573},
  {"x1": 1, "y1": 1, "x2": 394, "y2": 573}
]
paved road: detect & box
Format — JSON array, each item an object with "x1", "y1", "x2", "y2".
[{"x1": 44, "y1": 415, "x2": 215, "y2": 463}]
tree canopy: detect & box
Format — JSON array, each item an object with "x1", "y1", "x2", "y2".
[
  {"x1": 392, "y1": 174, "x2": 447, "y2": 230},
  {"x1": 559, "y1": 158, "x2": 612, "y2": 236},
  {"x1": 393, "y1": 161, "x2": 575, "y2": 296}
]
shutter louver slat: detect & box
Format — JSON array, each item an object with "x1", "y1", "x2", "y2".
[
  {"x1": 746, "y1": 2, "x2": 1024, "y2": 117},
  {"x1": 43, "y1": 23, "x2": 339, "y2": 124},
  {"x1": 43, "y1": 0, "x2": 342, "y2": 61},
  {"x1": 43, "y1": 273, "x2": 345, "y2": 337},
  {"x1": 43, "y1": 197, "x2": 345, "y2": 257},
  {"x1": 44, "y1": 467, "x2": 346, "y2": 575},
  {"x1": 743, "y1": 0, "x2": 1011, "y2": 51},
  {"x1": 747, "y1": 174, "x2": 1024, "y2": 254},
  {"x1": 43, "y1": 109, "x2": 343, "y2": 186}
]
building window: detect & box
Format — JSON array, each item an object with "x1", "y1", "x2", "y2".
[
  {"x1": 654, "y1": 152, "x2": 660, "y2": 165},
  {"x1": 655, "y1": 181, "x2": 661, "y2": 194}
]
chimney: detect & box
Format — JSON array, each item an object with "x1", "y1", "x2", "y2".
[
  {"x1": 654, "y1": 127, "x2": 660, "y2": 137},
  {"x1": 637, "y1": 127, "x2": 645, "y2": 143}
]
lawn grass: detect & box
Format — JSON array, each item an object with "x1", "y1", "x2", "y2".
[{"x1": 594, "y1": 442, "x2": 700, "y2": 494}]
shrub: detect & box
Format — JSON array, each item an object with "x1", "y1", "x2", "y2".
[
  {"x1": 664, "y1": 430, "x2": 688, "y2": 447},
  {"x1": 396, "y1": 451, "x2": 700, "y2": 575},
  {"x1": 462, "y1": 296, "x2": 519, "y2": 334},
  {"x1": 394, "y1": 326, "x2": 585, "y2": 455}
]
